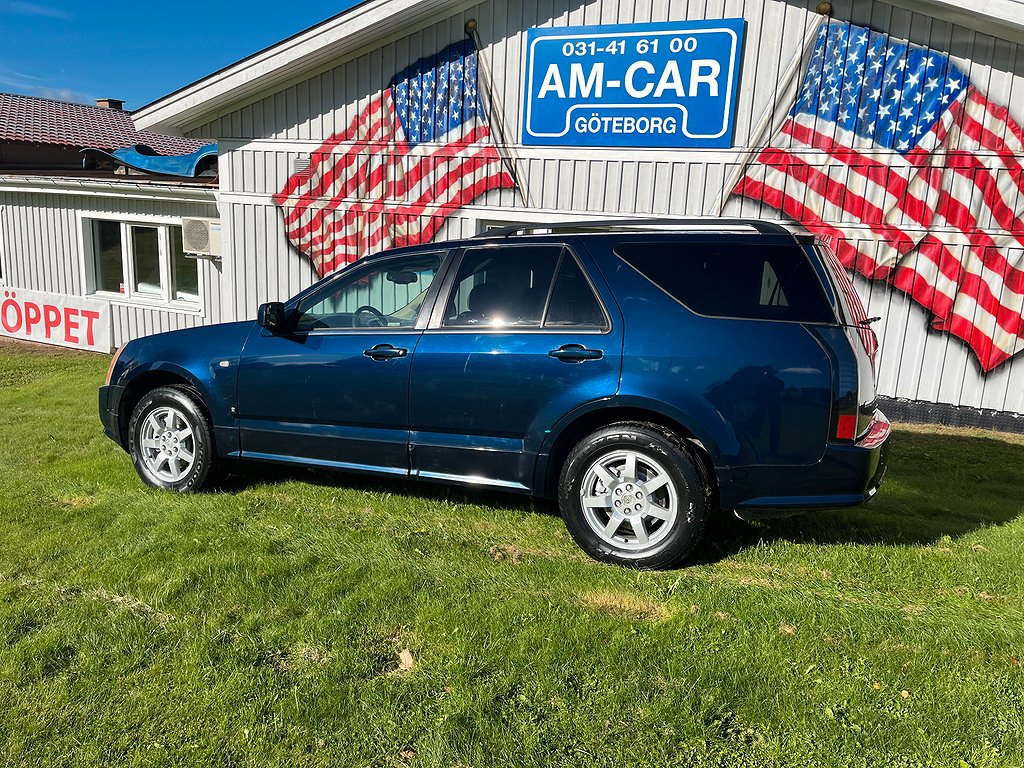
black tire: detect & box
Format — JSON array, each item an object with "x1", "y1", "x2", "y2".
[
  {"x1": 558, "y1": 422, "x2": 708, "y2": 569},
  {"x1": 127, "y1": 385, "x2": 219, "y2": 492}
]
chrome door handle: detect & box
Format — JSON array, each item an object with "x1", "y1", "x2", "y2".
[
  {"x1": 549, "y1": 344, "x2": 603, "y2": 362},
  {"x1": 363, "y1": 344, "x2": 407, "y2": 360}
]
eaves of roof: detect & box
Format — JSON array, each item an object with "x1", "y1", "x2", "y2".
[
  {"x1": 131, "y1": 0, "x2": 461, "y2": 133},
  {"x1": 0, "y1": 174, "x2": 218, "y2": 204},
  {"x1": 897, "y1": 0, "x2": 1024, "y2": 43}
]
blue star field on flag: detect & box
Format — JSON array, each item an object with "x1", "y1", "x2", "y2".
[
  {"x1": 795, "y1": 21, "x2": 969, "y2": 154},
  {"x1": 391, "y1": 39, "x2": 482, "y2": 146}
]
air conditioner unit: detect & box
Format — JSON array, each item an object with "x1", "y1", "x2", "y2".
[{"x1": 181, "y1": 217, "x2": 222, "y2": 259}]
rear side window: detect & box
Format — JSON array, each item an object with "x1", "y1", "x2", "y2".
[
  {"x1": 545, "y1": 255, "x2": 607, "y2": 327},
  {"x1": 443, "y1": 245, "x2": 608, "y2": 330},
  {"x1": 615, "y1": 241, "x2": 837, "y2": 323}
]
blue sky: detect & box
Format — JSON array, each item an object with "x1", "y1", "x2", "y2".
[{"x1": 0, "y1": 0, "x2": 360, "y2": 110}]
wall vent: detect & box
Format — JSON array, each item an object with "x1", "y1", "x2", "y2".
[{"x1": 292, "y1": 155, "x2": 312, "y2": 179}]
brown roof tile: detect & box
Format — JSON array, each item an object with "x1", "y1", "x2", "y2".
[{"x1": 0, "y1": 92, "x2": 206, "y2": 155}]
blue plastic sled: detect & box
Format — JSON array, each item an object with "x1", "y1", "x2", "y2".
[{"x1": 82, "y1": 143, "x2": 218, "y2": 178}]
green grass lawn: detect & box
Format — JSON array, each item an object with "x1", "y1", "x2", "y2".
[{"x1": 1, "y1": 339, "x2": 1022, "y2": 767}]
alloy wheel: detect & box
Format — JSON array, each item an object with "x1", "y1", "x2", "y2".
[
  {"x1": 138, "y1": 406, "x2": 198, "y2": 483},
  {"x1": 579, "y1": 449, "x2": 681, "y2": 552}
]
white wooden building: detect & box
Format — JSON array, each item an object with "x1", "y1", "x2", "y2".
[
  {"x1": 0, "y1": 176, "x2": 220, "y2": 348},
  {"x1": 3, "y1": 0, "x2": 1024, "y2": 428}
]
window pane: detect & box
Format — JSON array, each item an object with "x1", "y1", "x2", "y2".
[
  {"x1": 544, "y1": 255, "x2": 607, "y2": 328},
  {"x1": 170, "y1": 227, "x2": 199, "y2": 302},
  {"x1": 759, "y1": 261, "x2": 789, "y2": 307},
  {"x1": 614, "y1": 241, "x2": 835, "y2": 323},
  {"x1": 296, "y1": 253, "x2": 443, "y2": 331},
  {"x1": 131, "y1": 226, "x2": 162, "y2": 296},
  {"x1": 93, "y1": 220, "x2": 123, "y2": 293},
  {"x1": 442, "y1": 245, "x2": 561, "y2": 328}
]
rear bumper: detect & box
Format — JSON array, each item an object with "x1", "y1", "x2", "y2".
[
  {"x1": 722, "y1": 411, "x2": 891, "y2": 515},
  {"x1": 98, "y1": 384, "x2": 126, "y2": 449}
]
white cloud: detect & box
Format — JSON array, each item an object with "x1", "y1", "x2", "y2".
[
  {"x1": 0, "y1": 67, "x2": 92, "y2": 103},
  {"x1": 0, "y1": 68, "x2": 46, "y2": 87},
  {"x1": 0, "y1": 2, "x2": 73, "y2": 20},
  {"x1": 32, "y1": 85, "x2": 94, "y2": 103}
]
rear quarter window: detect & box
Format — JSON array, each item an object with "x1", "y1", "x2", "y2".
[{"x1": 614, "y1": 241, "x2": 837, "y2": 324}]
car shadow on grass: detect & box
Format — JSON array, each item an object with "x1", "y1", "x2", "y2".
[
  {"x1": 690, "y1": 428, "x2": 1024, "y2": 564},
  {"x1": 213, "y1": 427, "x2": 1023, "y2": 566}
]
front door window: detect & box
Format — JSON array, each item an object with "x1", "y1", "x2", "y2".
[{"x1": 295, "y1": 252, "x2": 444, "y2": 331}]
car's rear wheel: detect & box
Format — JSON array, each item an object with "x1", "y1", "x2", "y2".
[
  {"x1": 558, "y1": 422, "x2": 708, "y2": 569},
  {"x1": 128, "y1": 386, "x2": 218, "y2": 492}
]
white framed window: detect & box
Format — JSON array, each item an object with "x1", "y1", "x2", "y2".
[{"x1": 81, "y1": 215, "x2": 202, "y2": 308}]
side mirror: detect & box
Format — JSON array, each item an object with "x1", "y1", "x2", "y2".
[{"x1": 257, "y1": 301, "x2": 286, "y2": 332}]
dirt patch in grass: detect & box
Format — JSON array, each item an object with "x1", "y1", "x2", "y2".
[
  {"x1": 75, "y1": 587, "x2": 175, "y2": 628},
  {"x1": 488, "y1": 544, "x2": 523, "y2": 563},
  {"x1": 53, "y1": 495, "x2": 97, "y2": 509},
  {"x1": 726, "y1": 574, "x2": 785, "y2": 589},
  {"x1": 580, "y1": 589, "x2": 670, "y2": 621},
  {"x1": 259, "y1": 643, "x2": 334, "y2": 673},
  {"x1": 1, "y1": 574, "x2": 176, "y2": 629},
  {"x1": 0, "y1": 577, "x2": 174, "y2": 630}
]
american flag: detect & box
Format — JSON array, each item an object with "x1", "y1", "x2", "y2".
[
  {"x1": 273, "y1": 40, "x2": 515, "y2": 276},
  {"x1": 735, "y1": 20, "x2": 1024, "y2": 372}
]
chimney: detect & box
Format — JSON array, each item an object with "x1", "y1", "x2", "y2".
[{"x1": 95, "y1": 98, "x2": 125, "y2": 111}]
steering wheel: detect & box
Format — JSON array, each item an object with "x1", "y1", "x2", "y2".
[{"x1": 355, "y1": 305, "x2": 388, "y2": 327}]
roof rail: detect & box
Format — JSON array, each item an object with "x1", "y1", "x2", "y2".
[{"x1": 474, "y1": 217, "x2": 795, "y2": 239}]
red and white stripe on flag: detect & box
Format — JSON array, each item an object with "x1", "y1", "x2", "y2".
[
  {"x1": 890, "y1": 89, "x2": 1024, "y2": 372},
  {"x1": 737, "y1": 88, "x2": 1024, "y2": 372},
  {"x1": 273, "y1": 91, "x2": 514, "y2": 277}
]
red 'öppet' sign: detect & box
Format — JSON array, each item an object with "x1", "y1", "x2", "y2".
[{"x1": 0, "y1": 288, "x2": 110, "y2": 352}]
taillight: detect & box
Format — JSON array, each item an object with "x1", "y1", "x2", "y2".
[
  {"x1": 836, "y1": 413, "x2": 858, "y2": 441},
  {"x1": 811, "y1": 241, "x2": 880, "y2": 443}
]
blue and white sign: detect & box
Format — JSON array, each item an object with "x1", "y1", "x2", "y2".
[{"x1": 522, "y1": 19, "x2": 746, "y2": 148}]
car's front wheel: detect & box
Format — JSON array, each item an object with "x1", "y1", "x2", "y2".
[
  {"x1": 558, "y1": 422, "x2": 708, "y2": 569},
  {"x1": 128, "y1": 385, "x2": 218, "y2": 492}
]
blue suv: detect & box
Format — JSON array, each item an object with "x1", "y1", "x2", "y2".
[{"x1": 99, "y1": 220, "x2": 889, "y2": 568}]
